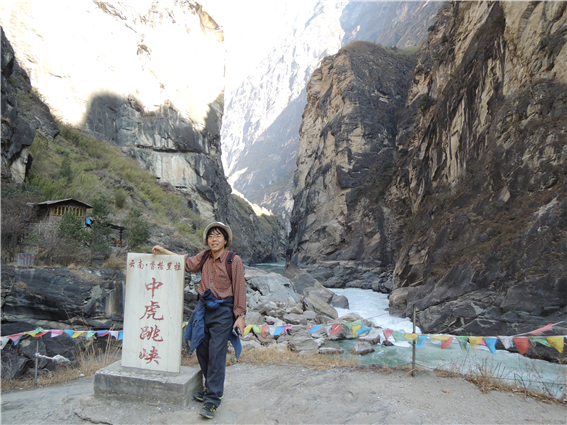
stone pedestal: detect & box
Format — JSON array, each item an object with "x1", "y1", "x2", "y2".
[{"x1": 94, "y1": 361, "x2": 202, "y2": 406}]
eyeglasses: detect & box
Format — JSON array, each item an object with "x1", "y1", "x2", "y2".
[{"x1": 208, "y1": 234, "x2": 224, "y2": 240}]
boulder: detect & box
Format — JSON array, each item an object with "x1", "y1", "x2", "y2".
[
  {"x1": 284, "y1": 263, "x2": 323, "y2": 294},
  {"x1": 288, "y1": 335, "x2": 318, "y2": 353},
  {"x1": 283, "y1": 314, "x2": 307, "y2": 325},
  {"x1": 244, "y1": 311, "x2": 264, "y2": 326},
  {"x1": 318, "y1": 346, "x2": 344, "y2": 355},
  {"x1": 358, "y1": 328, "x2": 381, "y2": 345},
  {"x1": 338, "y1": 313, "x2": 364, "y2": 322},
  {"x1": 245, "y1": 268, "x2": 300, "y2": 304},
  {"x1": 330, "y1": 295, "x2": 349, "y2": 309},
  {"x1": 303, "y1": 311, "x2": 317, "y2": 321},
  {"x1": 351, "y1": 341, "x2": 375, "y2": 356},
  {"x1": 302, "y1": 293, "x2": 338, "y2": 319},
  {"x1": 302, "y1": 287, "x2": 335, "y2": 304}
]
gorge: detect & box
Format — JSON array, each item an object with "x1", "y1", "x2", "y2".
[{"x1": 1, "y1": 1, "x2": 566, "y2": 352}]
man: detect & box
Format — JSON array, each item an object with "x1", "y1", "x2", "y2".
[{"x1": 152, "y1": 221, "x2": 246, "y2": 419}]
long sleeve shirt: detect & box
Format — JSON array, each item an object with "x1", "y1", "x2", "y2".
[{"x1": 185, "y1": 249, "x2": 246, "y2": 318}]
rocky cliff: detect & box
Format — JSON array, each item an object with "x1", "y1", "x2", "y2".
[
  {"x1": 221, "y1": 1, "x2": 440, "y2": 228},
  {"x1": 288, "y1": 42, "x2": 414, "y2": 292},
  {"x1": 1, "y1": 1, "x2": 285, "y2": 262},
  {"x1": 387, "y1": 1, "x2": 567, "y2": 336},
  {"x1": 291, "y1": 1, "x2": 567, "y2": 338}
]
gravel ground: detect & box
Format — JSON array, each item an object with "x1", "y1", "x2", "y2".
[{"x1": 2, "y1": 363, "x2": 566, "y2": 424}]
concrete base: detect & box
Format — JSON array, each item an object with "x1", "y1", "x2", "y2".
[{"x1": 94, "y1": 361, "x2": 202, "y2": 406}]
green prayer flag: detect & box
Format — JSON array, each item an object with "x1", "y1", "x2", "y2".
[
  {"x1": 529, "y1": 336, "x2": 551, "y2": 347},
  {"x1": 393, "y1": 331, "x2": 405, "y2": 342},
  {"x1": 456, "y1": 336, "x2": 469, "y2": 351}
]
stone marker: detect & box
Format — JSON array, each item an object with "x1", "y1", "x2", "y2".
[
  {"x1": 122, "y1": 253, "x2": 185, "y2": 372},
  {"x1": 94, "y1": 253, "x2": 201, "y2": 406}
]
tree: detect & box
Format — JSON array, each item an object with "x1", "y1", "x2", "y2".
[
  {"x1": 124, "y1": 208, "x2": 151, "y2": 249},
  {"x1": 1, "y1": 183, "x2": 42, "y2": 262},
  {"x1": 59, "y1": 155, "x2": 73, "y2": 183},
  {"x1": 90, "y1": 198, "x2": 112, "y2": 255},
  {"x1": 58, "y1": 211, "x2": 89, "y2": 244}
]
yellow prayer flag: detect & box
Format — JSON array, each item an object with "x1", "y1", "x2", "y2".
[
  {"x1": 71, "y1": 331, "x2": 85, "y2": 339},
  {"x1": 469, "y1": 336, "x2": 483, "y2": 346},
  {"x1": 405, "y1": 333, "x2": 418, "y2": 341},
  {"x1": 352, "y1": 325, "x2": 361, "y2": 338},
  {"x1": 431, "y1": 335, "x2": 450, "y2": 341},
  {"x1": 546, "y1": 336, "x2": 564, "y2": 353},
  {"x1": 244, "y1": 325, "x2": 253, "y2": 335}
]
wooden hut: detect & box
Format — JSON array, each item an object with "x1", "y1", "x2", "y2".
[{"x1": 35, "y1": 198, "x2": 92, "y2": 222}]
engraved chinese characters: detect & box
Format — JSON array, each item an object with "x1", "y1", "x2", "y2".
[{"x1": 123, "y1": 254, "x2": 185, "y2": 372}]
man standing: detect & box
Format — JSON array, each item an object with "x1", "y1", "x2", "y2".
[{"x1": 152, "y1": 222, "x2": 246, "y2": 419}]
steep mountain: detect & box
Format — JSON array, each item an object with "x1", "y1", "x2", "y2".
[
  {"x1": 221, "y1": 1, "x2": 440, "y2": 228},
  {"x1": 290, "y1": 1, "x2": 567, "y2": 337},
  {"x1": 288, "y1": 42, "x2": 414, "y2": 292},
  {"x1": 0, "y1": 1, "x2": 285, "y2": 263}
]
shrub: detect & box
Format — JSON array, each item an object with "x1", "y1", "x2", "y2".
[
  {"x1": 114, "y1": 188, "x2": 128, "y2": 209},
  {"x1": 124, "y1": 208, "x2": 151, "y2": 249},
  {"x1": 419, "y1": 94, "x2": 436, "y2": 115},
  {"x1": 58, "y1": 212, "x2": 89, "y2": 244},
  {"x1": 428, "y1": 25, "x2": 436, "y2": 31},
  {"x1": 441, "y1": 34, "x2": 448, "y2": 44},
  {"x1": 90, "y1": 198, "x2": 112, "y2": 255}
]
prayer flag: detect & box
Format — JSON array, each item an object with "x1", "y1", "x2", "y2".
[
  {"x1": 72, "y1": 331, "x2": 85, "y2": 339},
  {"x1": 1, "y1": 337, "x2": 8, "y2": 349},
  {"x1": 261, "y1": 326, "x2": 269, "y2": 337},
  {"x1": 484, "y1": 337, "x2": 498, "y2": 354},
  {"x1": 10, "y1": 334, "x2": 23, "y2": 345},
  {"x1": 50, "y1": 330, "x2": 64, "y2": 337},
  {"x1": 309, "y1": 325, "x2": 322, "y2": 335},
  {"x1": 357, "y1": 326, "x2": 372, "y2": 337},
  {"x1": 109, "y1": 331, "x2": 119, "y2": 339},
  {"x1": 86, "y1": 331, "x2": 96, "y2": 338},
  {"x1": 244, "y1": 325, "x2": 252, "y2": 335},
  {"x1": 351, "y1": 320, "x2": 364, "y2": 327},
  {"x1": 331, "y1": 324, "x2": 342, "y2": 335},
  {"x1": 441, "y1": 336, "x2": 454, "y2": 349},
  {"x1": 118, "y1": 331, "x2": 123, "y2": 341},
  {"x1": 383, "y1": 330, "x2": 393, "y2": 341},
  {"x1": 352, "y1": 326, "x2": 361, "y2": 338},
  {"x1": 392, "y1": 331, "x2": 405, "y2": 342},
  {"x1": 513, "y1": 337, "x2": 530, "y2": 355},
  {"x1": 528, "y1": 336, "x2": 551, "y2": 347},
  {"x1": 416, "y1": 335, "x2": 428, "y2": 347},
  {"x1": 283, "y1": 325, "x2": 291, "y2": 335},
  {"x1": 456, "y1": 336, "x2": 469, "y2": 351},
  {"x1": 268, "y1": 326, "x2": 277, "y2": 336},
  {"x1": 529, "y1": 324, "x2": 553, "y2": 336},
  {"x1": 405, "y1": 333, "x2": 418, "y2": 341},
  {"x1": 546, "y1": 336, "x2": 564, "y2": 353},
  {"x1": 498, "y1": 336, "x2": 514, "y2": 350},
  {"x1": 252, "y1": 326, "x2": 261, "y2": 335},
  {"x1": 469, "y1": 336, "x2": 483, "y2": 346},
  {"x1": 273, "y1": 326, "x2": 285, "y2": 336},
  {"x1": 96, "y1": 330, "x2": 109, "y2": 337},
  {"x1": 64, "y1": 330, "x2": 75, "y2": 337},
  {"x1": 343, "y1": 323, "x2": 353, "y2": 333}
]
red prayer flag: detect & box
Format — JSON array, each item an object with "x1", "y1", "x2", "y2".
[
  {"x1": 383, "y1": 329, "x2": 393, "y2": 340},
  {"x1": 441, "y1": 336, "x2": 454, "y2": 349},
  {"x1": 514, "y1": 337, "x2": 531, "y2": 355},
  {"x1": 528, "y1": 324, "x2": 553, "y2": 336},
  {"x1": 331, "y1": 324, "x2": 342, "y2": 335}
]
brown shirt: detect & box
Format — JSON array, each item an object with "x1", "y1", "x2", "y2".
[{"x1": 185, "y1": 249, "x2": 246, "y2": 318}]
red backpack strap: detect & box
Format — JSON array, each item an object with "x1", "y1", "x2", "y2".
[
  {"x1": 199, "y1": 249, "x2": 212, "y2": 271},
  {"x1": 226, "y1": 251, "x2": 235, "y2": 282}
]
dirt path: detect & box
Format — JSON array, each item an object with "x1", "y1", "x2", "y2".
[{"x1": 2, "y1": 364, "x2": 566, "y2": 424}]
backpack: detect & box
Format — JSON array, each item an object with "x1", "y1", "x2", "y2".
[{"x1": 199, "y1": 249, "x2": 236, "y2": 282}]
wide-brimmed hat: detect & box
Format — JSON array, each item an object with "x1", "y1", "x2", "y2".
[{"x1": 203, "y1": 222, "x2": 232, "y2": 247}]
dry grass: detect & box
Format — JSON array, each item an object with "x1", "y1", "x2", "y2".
[
  {"x1": 1, "y1": 338, "x2": 121, "y2": 393},
  {"x1": 433, "y1": 357, "x2": 567, "y2": 404}
]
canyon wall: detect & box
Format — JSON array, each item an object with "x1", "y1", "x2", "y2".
[{"x1": 291, "y1": 1, "x2": 567, "y2": 337}]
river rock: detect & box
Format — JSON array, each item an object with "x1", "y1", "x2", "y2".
[
  {"x1": 330, "y1": 295, "x2": 349, "y2": 309},
  {"x1": 318, "y1": 346, "x2": 344, "y2": 355},
  {"x1": 303, "y1": 293, "x2": 338, "y2": 320},
  {"x1": 358, "y1": 328, "x2": 381, "y2": 345},
  {"x1": 288, "y1": 335, "x2": 318, "y2": 353},
  {"x1": 282, "y1": 314, "x2": 307, "y2": 325},
  {"x1": 351, "y1": 341, "x2": 375, "y2": 356},
  {"x1": 246, "y1": 268, "x2": 300, "y2": 304}
]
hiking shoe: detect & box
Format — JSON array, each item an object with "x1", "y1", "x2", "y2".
[
  {"x1": 194, "y1": 391, "x2": 223, "y2": 403},
  {"x1": 200, "y1": 403, "x2": 216, "y2": 419}
]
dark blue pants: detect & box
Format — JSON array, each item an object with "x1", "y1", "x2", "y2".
[{"x1": 196, "y1": 304, "x2": 234, "y2": 407}]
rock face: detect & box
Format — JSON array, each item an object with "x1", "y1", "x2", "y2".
[
  {"x1": 386, "y1": 1, "x2": 567, "y2": 336},
  {"x1": 221, "y1": 1, "x2": 440, "y2": 227},
  {"x1": 288, "y1": 42, "x2": 414, "y2": 289},
  {"x1": 290, "y1": 1, "x2": 567, "y2": 338},
  {"x1": 1, "y1": 1, "x2": 225, "y2": 219},
  {"x1": 1, "y1": 28, "x2": 59, "y2": 184},
  {"x1": 0, "y1": 2, "x2": 286, "y2": 263}
]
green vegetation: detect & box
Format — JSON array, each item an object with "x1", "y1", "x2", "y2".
[
  {"x1": 428, "y1": 25, "x2": 436, "y2": 32},
  {"x1": 419, "y1": 94, "x2": 436, "y2": 115},
  {"x1": 441, "y1": 34, "x2": 448, "y2": 45},
  {"x1": 123, "y1": 208, "x2": 151, "y2": 250},
  {"x1": 385, "y1": 45, "x2": 421, "y2": 61}
]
